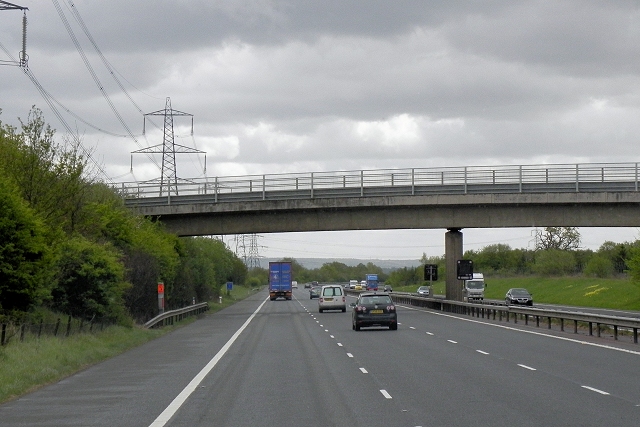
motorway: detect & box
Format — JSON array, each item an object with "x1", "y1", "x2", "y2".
[{"x1": 1, "y1": 288, "x2": 639, "y2": 426}]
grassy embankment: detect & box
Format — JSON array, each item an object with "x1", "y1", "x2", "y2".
[
  {"x1": 396, "y1": 276, "x2": 640, "y2": 311},
  {"x1": 0, "y1": 285, "x2": 261, "y2": 404}
]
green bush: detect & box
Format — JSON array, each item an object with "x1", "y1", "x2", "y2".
[{"x1": 584, "y1": 255, "x2": 614, "y2": 278}]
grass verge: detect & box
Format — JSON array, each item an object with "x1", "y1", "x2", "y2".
[
  {"x1": 395, "y1": 276, "x2": 640, "y2": 311},
  {"x1": 0, "y1": 285, "x2": 262, "y2": 404}
]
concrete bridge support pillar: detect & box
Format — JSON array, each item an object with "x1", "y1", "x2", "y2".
[{"x1": 445, "y1": 228, "x2": 464, "y2": 301}]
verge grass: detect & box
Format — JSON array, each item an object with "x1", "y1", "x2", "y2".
[
  {"x1": 395, "y1": 276, "x2": 640, "y2": 311},
  {"x1": 0, "y1": 285, "x2": 262, "y2": 404}
]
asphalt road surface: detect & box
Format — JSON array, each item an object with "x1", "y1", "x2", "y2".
[{"x1": 1, "y1": 288, "x2": 639, "y2": 426}]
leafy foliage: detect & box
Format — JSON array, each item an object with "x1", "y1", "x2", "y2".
[
  {"x1": 534, "y1": 227, "x2": 581, "y2": 251},
  {"x1": 532, "y1": 249, "x2": 577, "y2": 276},
  {"x1": 0, "y1": 175, "x2": 49, "y2": 311},
  {"x1": 51, "y1": 236, "x2": 128, "y2": 323}
]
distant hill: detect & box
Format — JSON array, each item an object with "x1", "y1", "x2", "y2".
[{"x1": 260, "y1": 257, "x2": 421, "y2": 271}]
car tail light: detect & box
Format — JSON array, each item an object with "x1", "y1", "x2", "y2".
[
  {"x1": 356, "y1": 306, "x2": 367, "y2": 313},
  {"x1": 387, "y1": 305, "x2": 395, "y2": 311},
  {"x1": 342, "y1": 296, "x2": 345, "y2": 302}
]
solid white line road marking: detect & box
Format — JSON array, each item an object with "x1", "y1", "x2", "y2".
[
  {"x1": 582, "y1": 386, "x2": 610, "y2": 395},
  {"x1": 476, "y1": 350, "x2": 489, "y2": 355},
  {"x1": 380, "y1": 390, "x2": 392, "y2": 399},
  {"x1": 518, "y1": 364, "x2": 536, "y2": 371},
  {"x1": 148, "y1": 297, "x2": 269, "y2": 427},
  {"x1": 360, "y1": 368, "x2": 368, "y2": 373}
]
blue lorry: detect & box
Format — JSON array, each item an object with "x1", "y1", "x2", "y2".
[
  {"x1": 269, "y1": 261, "x2": 293, "y2": 300},
  {"x1": 365, "y1": 273, "x2": 379, "y2": 291}
]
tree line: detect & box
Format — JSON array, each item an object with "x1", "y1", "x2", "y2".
[
  {"x1": 251, "y1": 229, "x2": 640, "y2": 289},
  {"x1": 0, "y1": 107, "x2": 247, "y2": 325}
]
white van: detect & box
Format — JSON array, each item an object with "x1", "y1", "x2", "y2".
[{"x1": 318, "y1": 285, "x2": 346, "y2": 313}]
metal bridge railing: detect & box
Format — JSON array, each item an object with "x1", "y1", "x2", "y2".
[{"x1": 118, "y1": 162, "x2": 640, "y2": 205}]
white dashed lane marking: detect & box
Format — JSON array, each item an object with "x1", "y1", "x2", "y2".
[
  {"x1": 582, "y1": 386, "x2": 610, "y2": 395},
  {"x1": 380, "y1": 390, "x2": 392, "y2": 399}
]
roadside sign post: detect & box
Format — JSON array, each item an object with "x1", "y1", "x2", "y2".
[
  {"x1": 424, "y1": 264, "x2": 438, "y2": 296},
  {"x1": 157, "y1": 282, "x2": 165, "y2": 314},
  {"x1": 226, "y1": 281, "x2": 233, "y2": 296}
]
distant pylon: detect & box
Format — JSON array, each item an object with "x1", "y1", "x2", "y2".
[
  {"x1": 134, "y1": 97, "x2": 204, "y2": 196},
  {"x1": 247, "y1": 233, "x2": 262, "y2": 269},
  {"x1": 235, "y1": 234, "x2": 262, "y2": 269}
]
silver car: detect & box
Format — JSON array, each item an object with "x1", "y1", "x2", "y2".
[
  {"x1": 417, "y1": 285, "x2": 430, "y2": 296},
  {"x1": 318, "y1": 285, "x2": 346, "y2": 313}
]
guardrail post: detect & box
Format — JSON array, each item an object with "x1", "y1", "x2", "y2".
[
  {"x1": 547, "y1": 317, "x2": 551, "y2": 329},
  {"x1": 614, "y1": 325, "x2": 618, "y2": 340},
  {"x1": 311, "y1": 173, "x2": 314, "y2": 198},
  {"x1": 634, "y1": 328, "x2": 638, "y2": 344},
  {"x1": 262, "y1": 175, "x2": 266, "y2": 200},
  {"x1": 360, "y1": 170, "x2": 364, "y2": 197},
  {"x1": 636, "y1": 163, "x2": 639, "y2": 191},
  {"x1": 214, "y1": 177, "x2": 218, "y2": 203},
  {"x1": 575, "y1": 164, "x2": 579, "y2": 192},
  {"x1": 573, "y1": 320, "x2": 578, "y2": 334}
]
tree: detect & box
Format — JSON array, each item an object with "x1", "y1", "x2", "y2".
[
  {"x1": 534, "y1": 227, "x2": 581, "y2": 251},
  {"x1": 584, "y1": 255, "x2": 614, "y2": 278},
  {"x1": 51, "y1": 236, "x2": 129, "y2": 322},
  {"x1": 0, "y1": 175, "x2": 49, "y2": 312},
  {"x1": 532, "y1": 249, "x2": 576, "y2": 276}
]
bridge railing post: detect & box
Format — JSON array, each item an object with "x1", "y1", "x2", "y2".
[
  {"x1": 215, "y1": 177, "x2": 218, "y2": 203},
  {"x1": 464, "y1": 167, "x2": 468, "y2": 194},
  {"x1": 519, "y1": 165, "x2": 523, "y2": 193},
  {"x1": 411, "y1": 168, "x2": 415, "y2": 195},
  {"x1": 311, "y1": 173, "x2": 314, "y2": 198}
]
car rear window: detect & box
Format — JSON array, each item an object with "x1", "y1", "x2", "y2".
[
  {"x1": 322, "y1": 287, "x2": 342, "y2": 296},
  {"x1": 361, "y1": 296, "x2": 392, "y2": 305}
]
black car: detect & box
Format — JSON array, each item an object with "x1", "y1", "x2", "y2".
[
  {"x1": 383, "y1": 284, "x2": 393, "y2": 292},
  {"x1": 505, "y1": 288, "x2": 533, "y2": 306},
  {"x1": 351, "y1": 292, "x2": 397, "y2": 331},
  {"x1": 309, "y1": 286, "x2": 321, "y2": 299}
]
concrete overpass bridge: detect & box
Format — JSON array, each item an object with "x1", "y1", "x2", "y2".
[{"x1": 120, "y1": 162, "x2": 640, "y2": 300}]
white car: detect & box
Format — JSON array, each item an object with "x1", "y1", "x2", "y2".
[
  {"x1": 292, "y1": 281, "x2": 298, "y2": 289},
  {"x1": 318, "y1": 285, "x2": 346, "y2": 313}
]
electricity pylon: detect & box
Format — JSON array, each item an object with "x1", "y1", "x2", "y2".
[{"x1": 134, "y1": 97, "x2": 204, "y2": 196}]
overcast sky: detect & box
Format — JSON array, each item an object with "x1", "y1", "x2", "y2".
[{"x1": 1, "y1": 1, "x2": 639, "y2": 260}]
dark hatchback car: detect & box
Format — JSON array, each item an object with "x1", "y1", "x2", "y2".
[
  {"x1": 309, "y1": 286, "x2": 321, "y2": 299},
  {"x1": 351, "y1": 292, "x2": 397, "y2": 331},
  {"x1": 505, "y1": 288, "x2": 533, "y2": 306}
]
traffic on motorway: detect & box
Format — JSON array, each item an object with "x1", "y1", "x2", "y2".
[{"x1": 2, "y1": 283, "x2": 639, "y2": 427}]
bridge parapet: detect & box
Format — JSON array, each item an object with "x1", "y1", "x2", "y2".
[{"x1": 119, "y1": 162, "x2": 640, "y2": 206}]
